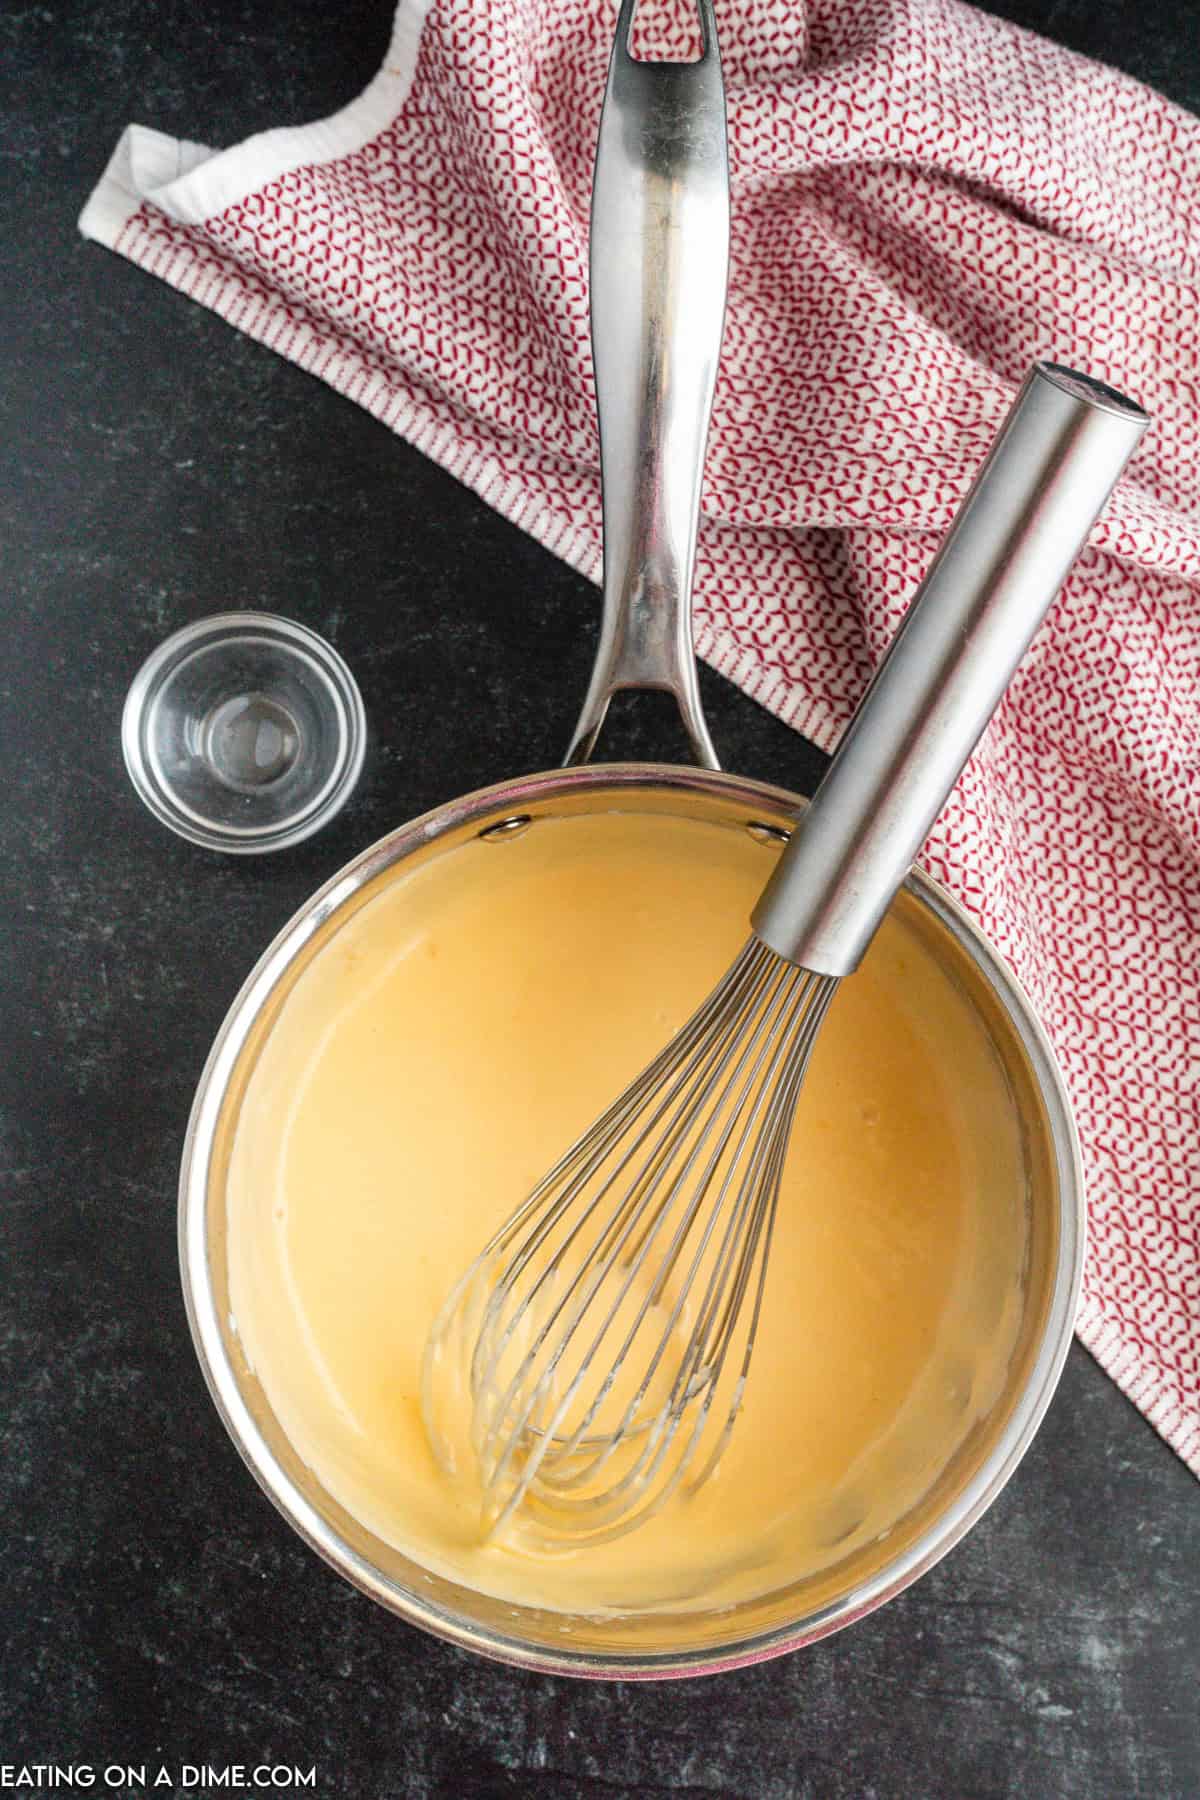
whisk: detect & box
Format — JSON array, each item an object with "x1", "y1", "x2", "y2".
[{"x1": 420, "y1": 4, "x2": 1148, "y2": 1551}]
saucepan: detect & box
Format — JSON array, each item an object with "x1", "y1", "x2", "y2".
[{"x1": 178, "y1": 1, "x2": 1114, "y2": 1677}]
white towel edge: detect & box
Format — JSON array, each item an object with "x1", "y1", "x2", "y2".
[{"x1": 78, "y1": 0, "x2": 429, "y2": 245}]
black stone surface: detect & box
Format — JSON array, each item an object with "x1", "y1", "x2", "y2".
[{"x1": 2, "y1": 2, "x2": 1197, "y2": 1795}]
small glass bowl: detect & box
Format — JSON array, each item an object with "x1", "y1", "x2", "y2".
[{"x1": 121, "y1": 613, "x2": 367, "y2": 854}]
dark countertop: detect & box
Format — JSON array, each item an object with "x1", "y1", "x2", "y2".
[{"x1": 2, "y1": 2, "x2": 1197, "y2": 1795}]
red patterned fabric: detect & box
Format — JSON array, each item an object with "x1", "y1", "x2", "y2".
[{"x1": 84, "y1": 0, "x2": 1200, "y2": 1471}]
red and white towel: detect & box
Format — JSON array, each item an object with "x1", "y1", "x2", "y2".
[{"x1": 81, "y1": 0, "x2": 1200, "y2": 1474}]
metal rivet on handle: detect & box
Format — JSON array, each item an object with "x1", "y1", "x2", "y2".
[
  {"x1": 746, "y1": 821, "x2": 791, "y2": 847},
  {"x1": 479, "y1": 816, "x2": 533, "y2": 842}
]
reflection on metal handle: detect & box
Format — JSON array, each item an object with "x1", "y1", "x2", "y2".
[
  {"x1": 752, "y1": 363, "x2": 1150, "y2": 975},
  {"x1": 563, "y1": 0, "x2": 728, "y2": 770}
]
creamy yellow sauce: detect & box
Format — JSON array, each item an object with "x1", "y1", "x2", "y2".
[{"x1": 227, "y1": 810, "x2": 1027, "y2": 1615}]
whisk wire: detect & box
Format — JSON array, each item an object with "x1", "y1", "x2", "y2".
[
  {"x1": 503, "y1": 968, "x2": 835, "y2": 1545},
  {"x1": 470, "y1": 938, "x2": 763, "y2": 1375},
  {"x1": 473, "y1": 946, "x2": 771, "y2": 1452},
  {"x1": 571, "y1": 955, "x2": 819, "y2": 1459},
  {"x1": 503, "y1": 946, "x2": 807, "y2": 1501},
  {"x1": 423, "y1": 934, "x2": 839, "y2": 1547},
  {"x1": 510, "y1": 958, "x2": 829, "y2": 1536}
]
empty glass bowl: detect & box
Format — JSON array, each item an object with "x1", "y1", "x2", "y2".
[{"x1": 121, "y1": 613, "x2": 367, "y2": 853}]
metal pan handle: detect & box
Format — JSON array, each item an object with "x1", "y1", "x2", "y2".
[{"x1": 563, "y1": 0, "x2": 728, "y2": 770}]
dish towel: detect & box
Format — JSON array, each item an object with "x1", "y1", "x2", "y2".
[{"x1": 80, "y1": 0, "x2": 1200, "y2": 1475}]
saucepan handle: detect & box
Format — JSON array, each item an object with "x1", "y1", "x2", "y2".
[{"x1": 563, "y1": 0, "x2": 728, "y2": 771}]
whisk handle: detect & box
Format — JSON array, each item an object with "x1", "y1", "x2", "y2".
[
  {"x1": 563, "y1": 0, "x2": 729, "y2": 771},
  {"x1": 752, "y1": 363, "x2": 1149, "y2": 977}
]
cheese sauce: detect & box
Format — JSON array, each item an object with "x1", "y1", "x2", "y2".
[{"x1": 227, "y1": 810, "x2": 1027, "y2": 1615}]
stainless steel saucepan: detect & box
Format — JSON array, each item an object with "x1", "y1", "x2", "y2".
[{"x1": 177, "y1": 1, "x2": 1139, "y2": 1677}]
